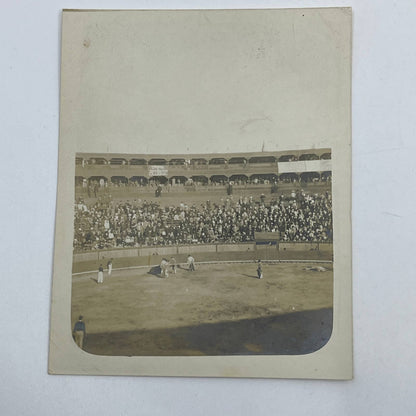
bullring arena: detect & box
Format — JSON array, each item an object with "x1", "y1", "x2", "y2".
[{"x1": 72, "y1": 150, "x2": 334, "y2": 356}]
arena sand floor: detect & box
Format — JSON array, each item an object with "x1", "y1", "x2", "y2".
[{"x1": 71, "y1": 262, "x2": 333, "y2": 356}]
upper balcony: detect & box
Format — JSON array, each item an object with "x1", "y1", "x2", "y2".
[{"x1": 75, "y1": 150, "x2": 331, "y2": 177}]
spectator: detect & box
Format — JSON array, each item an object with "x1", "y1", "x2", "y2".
[{"x1": 73, "y1": 316, "x2": 86, "y2": 349}]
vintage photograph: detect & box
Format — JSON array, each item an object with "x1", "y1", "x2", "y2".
[
  {"x1": 72, "y1": 149, "x2": 333, "y2": 356},
  {"x1": 49, "y1": 8, "x2": 352, "y2": 378}
]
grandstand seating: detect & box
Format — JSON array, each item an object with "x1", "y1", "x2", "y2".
[{"x1": 75, "y1": 149, "x2": 332, "y2": 186}]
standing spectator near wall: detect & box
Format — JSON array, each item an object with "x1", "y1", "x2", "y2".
[{"x1": 73, "y1": 316, "x2": 86, "y2": 349}]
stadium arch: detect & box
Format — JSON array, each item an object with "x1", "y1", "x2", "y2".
[
  {"x1": 149, "y1": 175, "x2": 168, "y2": 185},
  {"x1": 300, "y1": 172, "x2": 320, "y2": 182},
  {"x1": 191, "y1": 175, "x2": 208, "y2": 184},
  {"x1": 169, "y1": 176, "x2": 188, "y2": 185},
  {"x1": 299, "y1": 153, "x2": 319, "y2": 161},
  {"x1": 248, "y1": 155, "x2": 276, "y2": 164},
  {"x1": 129, "y1": 176, "x2": 148, "y2": 185},
  {"x1": 278, "y1": 154, "x2": 296, "y2": 162},
  {"x1": 88, "y1": 175, "x2": 108, "y2": 184},
  {"x1": 129, "y1": 158, "x2": 147, "y2": 165},
  {"x1": 209, "y1": 157, "x2": 227, "y2": 165},
  {"x1": 148, "y1": 158, "x2": 167, "y2": 165},
  {"x1": 228, "y1": 157, "x2": 247, "y2": 165},
  {"x1": 109, "y1": 157, "x2": 128, "y2": 165},
  {"x1": 250, "y1": 173, "x2": 278, "y2": 183},
  {"x1": 111, "y1": 176, "x2": 128, "y2": 185},
  {"x1": 279, "y1": 173, "x2": 298, "y2": 182},
  {"x1": 229, "y1": 174, "x2": 248, "y2": 183},
  {"x1": 210, "y1": 175, "x2": 228, "y2": 184},
  {"x1": 169, "y1": 158, "x2": 186, "y2": 166},
  {"x1": 88, "y1": 157, "x2": 107, "y2": 165},
  {"x1": 191, "y1": 158, "x2": 208, "y2": 166}
]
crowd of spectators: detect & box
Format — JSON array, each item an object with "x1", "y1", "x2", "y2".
[{"x1": 73, "y1": 191, "x2": 332, "y2": 251}]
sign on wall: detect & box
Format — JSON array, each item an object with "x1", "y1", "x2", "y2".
[
  {"x1": 278, "y1": 159, "x2": 332, "y2": 173},
  {"x1": 148, "y1": 166, "x2": 169, "y2": 177}
]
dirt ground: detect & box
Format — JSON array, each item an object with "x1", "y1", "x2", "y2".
[{"x1": 71, "y1": 262, "x2": 333, "y2": 356}]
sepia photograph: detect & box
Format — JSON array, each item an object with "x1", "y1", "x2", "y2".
[
  {"x1": 72, "y1": 149, "x2": 333, "y2": 356},
  {"x1": 49, "y1": 8, "x2": 352, "y2": 378}
]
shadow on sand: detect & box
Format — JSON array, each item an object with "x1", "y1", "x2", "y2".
[
  {"x1": 83, "y1": 308, "x2": 333, "y2": 356},
  {"x1": 241, "y1": 273, "x2": 260, "y2": 280}
]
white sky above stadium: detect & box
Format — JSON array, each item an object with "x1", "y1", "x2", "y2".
[{"x1": 62, "y1": 9, "x2": 350, "y2": 155}]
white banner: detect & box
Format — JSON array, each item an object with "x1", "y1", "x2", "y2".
[
  {"x1": 278, "y1": 159, "x2": 332, "y2": 173},
  {"x1": 148, "y1": 166, "x2": 169, "y2": 177}
]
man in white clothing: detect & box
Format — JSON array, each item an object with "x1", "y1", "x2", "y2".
[
  {"x1": 107, "y1": 258, "x2": 113, "y2": 276},
  {"x1": 187, "y1": 255, "x2": 195, "y2": 272}
]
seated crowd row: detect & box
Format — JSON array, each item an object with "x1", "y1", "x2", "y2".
[{"x1": 73, "y1": 191, "x2": 333, "y2": 251}]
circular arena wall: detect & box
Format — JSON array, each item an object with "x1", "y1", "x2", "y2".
[{"x1": 72, "y1": 242, "x2": 333, "y2": 274}]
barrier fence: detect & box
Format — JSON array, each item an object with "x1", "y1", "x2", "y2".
[{"x1": 73, "y1": 241, "x2": 333, "y2": 264}]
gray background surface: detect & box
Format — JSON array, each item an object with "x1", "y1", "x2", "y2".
[{"x1": 1, "y1": 0, "x2": 415, "y2": 414}]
